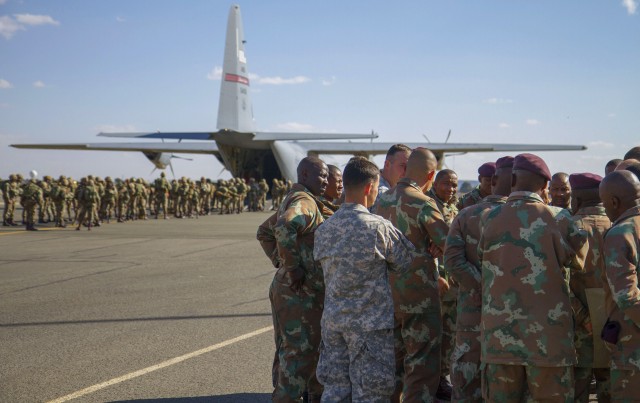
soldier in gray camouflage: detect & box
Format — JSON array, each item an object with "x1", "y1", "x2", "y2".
[
  {"x1": 599, "y1": 170, "x2": 640, "y2": 402},
  {"x1": 478, "y1": 153, "x2": 587, "y2": 401},
  {"x1": 314, "y1": 157, "x2": 414, "y2": 402}
]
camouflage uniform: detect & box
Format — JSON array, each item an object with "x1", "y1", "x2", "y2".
[
  {"x1": 154, "y1": 175, "x2": 171, "y2": 219},
  {"x1": 50, "y1": 179, "x2": 69, "y2": 227},
  {"x1": 602, "y1": 205, "x2": 640, "y2": 402},
  {"x1": 456, "y1": 186, "x2": 483, "y2": 211},
  {"x1": 428, "y1": 188, "x2": 459, "y2": 383},
  {"x1": 270, "y1": 183, "x2": 327, "y2": 402},
  {"x1": 2, "y1": 175, "x2": 19, "y2": 225},
  {"x1": 21, "y1": 179, "x2": 44, "y2": 230},
  {"x1": 571, "y1": 205, "x2": 612, "y2": 402},
  {"x1": 478, "y1": 191, "x2": 587, "y2": 401},
  {"x1": 375, "y1": 178, "x2": 449, "y2": 402},
  {"x1": 443, "y1": 195, "x2": 506, "y2": 402},
  {"x1": 314, "y1": 203, "x2": 415, "y2": 402}
]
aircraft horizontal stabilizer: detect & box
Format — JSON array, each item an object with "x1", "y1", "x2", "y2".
[
  {"x1": 296, "y1": 142, "x2": 587, "y2": 155},
  {"x1": 11, "y1": 142, "x2": 219, "y2": 155},
  {"x1": 253, "y1": 132, "x2": 378, "y2": 141},
  {"x1": 98, "y1": 132, "x2": 216, "y2": 140}
]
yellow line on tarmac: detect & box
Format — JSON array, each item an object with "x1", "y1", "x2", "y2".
[
  {"x1": 46, "y1": 325, "x2": 273, "y2": 403},
  {"x1": 0, "y1": 227, "x2": 66, "y2": 236}
]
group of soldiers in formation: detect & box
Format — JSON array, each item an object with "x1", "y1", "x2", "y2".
[
  {"x1": 1, "y1": 172, "x2": 293, "y2": 231},
  {"x1": 258, "y1": 145, "x2": 640, "y2": 402}
]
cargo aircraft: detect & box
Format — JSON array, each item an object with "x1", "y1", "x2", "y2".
[{"x1": 12, "y1": 5, "x2": 586, "y2": 184}]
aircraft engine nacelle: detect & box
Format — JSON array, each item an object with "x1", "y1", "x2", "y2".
[{"x1": 142, "y1": 152, "x2": 172, "y2": 169}]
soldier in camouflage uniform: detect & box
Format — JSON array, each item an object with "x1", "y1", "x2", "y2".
[
  {"x1": 248, "y1": 178, "x2": 259, "y2": 211},
  {"x1": 456, "y1": 162, "x2": 495, "y2": 210},
  {"x1": 550, "y1": 172, "x2": 572, "y2": 211},
  {"x1": 154, "y1": 173, "x2": 171, "y2": 219},
  {"x1": 428, "y1": 168, "x2": 460, "y2": 399},
  {"x1": 2, "y1": 174, "x2": 20, "y2": 226},
  {"x1": 375, "y1": 148, "x2": 450, "y2": 402},
  {"x1": 477, "y1": 153, "x2": 587, "y2": 401},
  {"x1": 314, "y1": 157, "x2": 415, "y2": 402},
  {"x1": 50, "y1": 177, "x2": 69, "y2": 228},
  {"x1": 599, "y1": 170, "x2": 640, "y2": 402},
  {"x1": 443, "y1": 156, "x2": 513, "y2": 402},
  {"x1": 269, "y1": 156, "x2": 329, "y2": 402},
  {"x1": 38, "y1": 175, "x2": 54, "y2": 223},
  {"x1": 76, "y1": 179, "x2": 101, "y2": 230},
  {"x1": 567, "y1": 173, "x2": 612, "y2": 402},
  {"x1": 101, "y1": 178, "x2": 118, "y2": 223},
  {"x1": 258, "y1": 178, "x2": 269, "y2": 211},
  {"x1": 21, "y1": 178, "x2": 44, "y2": 231}
]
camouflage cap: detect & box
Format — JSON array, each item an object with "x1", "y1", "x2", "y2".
[
  {"x1": 478, "y1": 162, "x2": 497, "y2": 177},
  {"x1": 513, "y1": 153, "x2": 551, "y2": 181},
  {"x1": 569, "y1": 172, "x2": 603, "y2": 190}
]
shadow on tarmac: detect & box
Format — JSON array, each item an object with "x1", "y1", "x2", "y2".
[
  {"x1": 0, "y1": 312, "x2": 272, "y2": 328},
  {"x1": 109, "y1": 393, "x2": 271, "y2": 402}
]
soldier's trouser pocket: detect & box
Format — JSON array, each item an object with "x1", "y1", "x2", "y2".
[{"x1": 353, "y1": 329, "x2": 395, "y2": 398}]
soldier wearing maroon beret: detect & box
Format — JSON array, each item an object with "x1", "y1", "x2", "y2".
[
  {"x1": 568, "y1": 172, "x2": 612, "y2": 401},
  {"x1": 457, "y1": 162, "x2": 496, "y2": 210},
  {"x1": 478, "y1": 153, "x2": 587, "y2": 401}
]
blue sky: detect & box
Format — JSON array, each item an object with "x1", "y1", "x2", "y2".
[{"x1": 1, "y1": 0, "x2": 638, "y2": 181}]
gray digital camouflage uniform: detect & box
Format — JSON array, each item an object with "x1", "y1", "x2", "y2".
[{"x1": 314, "y1": 203, "x2": 415, "y2": 402}]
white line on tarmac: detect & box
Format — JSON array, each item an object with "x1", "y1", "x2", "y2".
[{"x1": 47, "y1": 325, "x2": 273, "y2": 403}]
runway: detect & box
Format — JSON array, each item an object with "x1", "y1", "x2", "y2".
[{"x1": 0, "y1": 211, "x2": 276, "y2": 402}]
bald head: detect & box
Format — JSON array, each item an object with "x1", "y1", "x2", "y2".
[
  {"x1": 625, "y1": 162, "x2": 640, "y2": 180},
  {"x1": 296, "y1": 156, "x2": 329, "y2": 197},
  {"x1": 624, "y1": 146, "x2": 640, "y2": 161},
  {"x1": 599, "y1": 170, "x2": 640, "y2": 221},
  {"x1": 605, "y1": 158, "x2": 623, "y2": 175},
  {"x1": 550, "y1": 172, "x2": 571, "y2": 209},
  {"x1": 615, "y1": 159, "x2": 640, "y2": 172},
  {"x1": 405, "y1": 148, "x2": 438, "y2": 190}
]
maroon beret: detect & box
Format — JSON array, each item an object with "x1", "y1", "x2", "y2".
[
  {"x1": 513, "y1": 153, "x2": 551, "y2": 181},
  {"x1": 478, "y1": 162, "x2": 497, "y2": 177},
  {"x1": 569, "y1": 173, "x2": 602, "y2": 190},
  {"x1": 495, "y1": 156, "x2": 514, "y2": 169}
]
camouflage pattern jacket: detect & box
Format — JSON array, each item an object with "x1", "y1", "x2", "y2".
[
  {"x1": 273, "y1": 183, "x2": 327, "y2": 291},
  {"x1": 444, "y1": 195, "x2": 506, "y2": 332},
  {"x1": 456, "y1": 186, "x2": 483, "y2": 210},
  {"x1": 314, "y1": 203, "x2": 414, "y2": 332},
  {"x1": 375, "y1": 178, "x2": 449, "y2": 313},
  {"x1": 570, "y1": 205, "x2": 611, "y2": 367},
  {"x1": 478, "y1": 191, "x2": 587, "y2": 366},
  {"x1": 603, "y1": 205, "x2": 640, "y2": 370}
]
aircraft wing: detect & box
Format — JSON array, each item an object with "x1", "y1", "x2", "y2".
[
  {"x1": 98, "y1": 132, "x2": 216, "y2": 140},
  {"x1": 295, "y1": 142, "x2": 587, "y2": 155},
  {"x1": 11, "y1": 142, "x2": 220, "y2": 155}
]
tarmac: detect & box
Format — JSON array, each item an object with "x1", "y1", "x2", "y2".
[{"x1": 0, "y1": 209, "x2": 275, "y2": 402}]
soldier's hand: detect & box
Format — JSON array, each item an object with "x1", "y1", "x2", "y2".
[
  {"x1": 437, "y1": 276, "x2": 450, "y2": 296},
  {"x1": 429, "y1": 243, "x2": 443, "y2": 259}
]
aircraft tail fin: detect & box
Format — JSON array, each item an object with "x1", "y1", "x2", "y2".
[{"x1": 216, "y1": 5, "x2": 254, "y2": 133}]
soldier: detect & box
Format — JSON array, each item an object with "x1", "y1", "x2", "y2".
[
  {"x1": 38, "y1": 175, "x2": 54, "y2": 223},
  {"x1": 624, "y1": 146, "x2": 640, "y2": 161},
  {"x1": 269, "y1": 156, "x2": 328, "y2": 402},
  {"x1": 2, "y1": 174, "x2": 19, "y2": 226},
  {"x1": 248, "y1": 178, "x2": 259, "y2": 211},
  {"x1": 154, "y1": 173, "x2": 171, "y2": 219},
  {"x1": 457, "y1": 162, "x2": 495, "y2": 210},
  {"x1": 428, "y1": 168, "x2": 460, "y2": 399},
  {"x1": 314, "y1": 157, "x2": 414, "y2": 402},
  {"x1": 101, "y1": 178, "x2": 118, "y2": 223},
  {"x1": 550, "y1": 172, "x2": 572, "y2": 210},
  {"x1": 21, "y1": 178, "x2": 44, "y2": 231},
  {"x1": 478, "y1": 153, "x2": 587, "y2": 401},
  {"x1": 568, "y1": 173, "x2": 612, "y2": 402},
  {"x1": 323, "y1": 165, "x2": 344, "y2": 204},
  {"x1": 135, "y1": 178, "x2": 148, "y2": 220},
  {"x1": 76, "y1": 179, "x2": 101, "y2": 230},
  {"x1": 117, "y1": 181, "x2": 130, "y2": 222},
  {"x1": 444, "y1": 155, "x2": 513, "y2": 402},
  {"x1": 375, "y1": 148, "x2": 450, "y2": 402},
  {"x1": 257, "y1": 178, "x2": 269, "y2": 211},
  {"x1": 605, "y1": 159, "x2": 623, "y2": 176},
  {"x1": 50, "y1": 177, "x2": 69, "y2": 228},
  {"x1": 599, "y1": 170, "x2": 640, "y2": 401}
]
